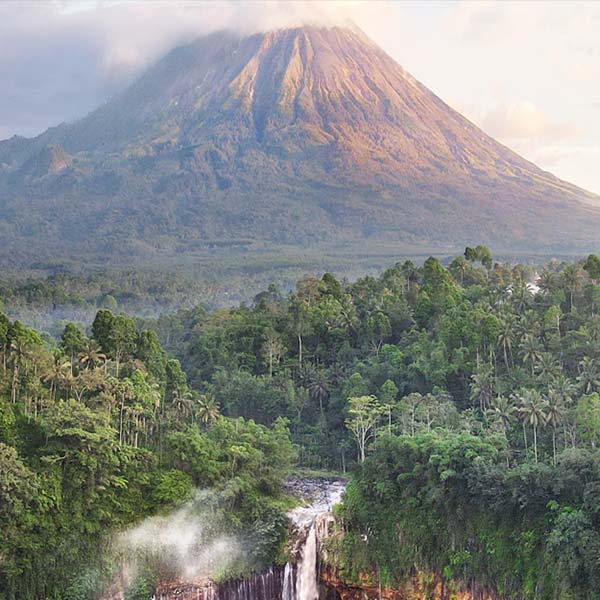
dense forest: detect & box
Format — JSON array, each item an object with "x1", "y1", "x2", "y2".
[
  {"x1": 0, "y1": 245, "x2": 406, "y2": 334},
  {"x1": 3, "y1": 246, "x2": 600, "y2": 599},
  {"x1": 0, "y1": 310, "x2": 293, "y2": 599}
]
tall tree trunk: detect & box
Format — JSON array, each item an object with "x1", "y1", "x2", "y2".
[
  {"x1": 570, "y1": 290, "x2": 574, "y2": 312},
  {"x1": 119, "y1": 395, "x2": 125, "y2": 445},
  {"x1": 11, "y1": 364, "x2": 18, "y2": 404},
  {"x1": 359, "y1": 430, "x2": 366, "y2": 463}
]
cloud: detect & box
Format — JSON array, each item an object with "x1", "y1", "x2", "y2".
[
  {"x1": 443, "y1": 1, "x2": 532, "y2": 45},
  {"x1": 480, "y1": 102, "x2": 579, "y2": 142},
  {"x1": 0, "y1": 1, "x2": 405, "y2": 139}
]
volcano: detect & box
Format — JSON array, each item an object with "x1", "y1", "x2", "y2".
[{"x1": 1, "y1": 25, "x2": 599, "y2": 267}]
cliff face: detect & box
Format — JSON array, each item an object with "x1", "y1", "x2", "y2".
[
  {"x1": 315, "y1": 495, "x2": 507, "y2": 600},
  {"x1": 113, "y1": 563, "x2": 505, "y2": 600},
  {"x1": 320, "y1": 565, "x2": 505, "y2": 600},
  {"x1": 103, "y1": 567, "x2": 288, "y2": 600},
  {"x1": 151, "y1": 568, "x2": 286, "y2": 600}
]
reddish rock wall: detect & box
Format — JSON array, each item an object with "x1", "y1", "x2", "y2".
[{"x1": 320, "y1": 564, "x2": 505, "y2": 600}]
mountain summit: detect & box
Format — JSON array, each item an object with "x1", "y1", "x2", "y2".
[{"x1": 1, "y1": 25, "x2": 599, "y2": 266}]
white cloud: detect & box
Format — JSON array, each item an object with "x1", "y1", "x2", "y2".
[
  {"x1": 508, "y1": 141, "x2": 600, "y2": 195},
  {"x1": 480, "y1": 102, "x2": 579, "y2": 142},
  {"x1": 0, "y1": 1, "x2": 405, "y2": 137}
]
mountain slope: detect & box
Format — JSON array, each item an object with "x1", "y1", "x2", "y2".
[{"x1": 1, "y1": 25, "x2": 599, "y2": 267}]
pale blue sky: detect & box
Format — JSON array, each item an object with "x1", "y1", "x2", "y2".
[{"x1": 1, "y1": 1, "x2": 599, "y2": 193}]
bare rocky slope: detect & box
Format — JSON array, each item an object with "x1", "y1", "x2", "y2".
[{"x1": 1, "y1": 25, "x2": 599, "y2": 267}]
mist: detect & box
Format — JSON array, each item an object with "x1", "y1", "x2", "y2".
[{"x1": 116, "y1": 489, "x2": 247, "y2": 587}]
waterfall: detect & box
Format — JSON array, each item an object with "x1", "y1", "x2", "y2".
[
  {"x1": 152, "y1": 568, "x2": 286, "y2": 600},
  {"x1": 282, "y1": 562, "x2": 296, "y2": 600},
  {"x1": 282, "y1": 479, "x2": 345, "y2": 600},
  {"x1": 151, "y1": 479, "x2": 345, "y2": 600},
  {"x1": 295, "y1": 524, "x2": 318, "y2": 600}
]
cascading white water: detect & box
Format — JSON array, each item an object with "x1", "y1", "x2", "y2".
[
  {"x1": 282, "y1": 479, "x2": 345, "y2": 600},
  {"x1": 296, "y1": 525, "x2": 318, "y2": 600},
  {"x1": 282, "y1": 562, "x2": 295, "y2": 600}
]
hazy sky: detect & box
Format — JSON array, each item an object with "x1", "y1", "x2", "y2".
[{"x1": 1, "y1": 0, "x2": 599, "y2": 193}]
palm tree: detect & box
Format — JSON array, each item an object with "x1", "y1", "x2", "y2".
[
  {"x1": 114, "y1": 379, "x2": 135, "y2": 445},
  {"x1": 61, "y1": 368, "x2": 76, "y2": 400},
  {"x1": 171, "y1": 389, "x2": 193, "y2": 422},
  {"x1": 587, "y1": 315, "x2": 600, "y2": 346},
  {"x1": 518, "y1": 389, "x2": 548, "y2": 463},
  {"x1": 537, "y1": 268, "x2": 556, "y2": 296},
  {"x1": 78, "y1": 341, "x2": 107, "y2": 371},
  {"x1": 535, "y1": 352, "x2": 560, "y2": 386},
  {"x1": 195, "y1": 393, "x2": 220, "y2": 427},
  {"x1": 519, "y1": 334, "x2": 542, "y2": 375},
  {"x1": 297, "y1": 362, "x2": 316, "y2": 387},
  {"x1": 99, "y1": 389, "x2": 117, "y2": 419},
  {"x1": 511, "y1": 282, "x2": 532, "y2": 314},
  {"x1": 561, "y1": 263, "x2": 584, "y2": 312},
  {"x1": 546, "y1": 391, "x2": 566, "y2": 465},
  {"x1": 124, "y1": 403, "x2": 144, "y2": 448},
  {"x1": 487, "y1": 396, "x2": 516, "y2": 438},
  {"x1": 307, "y1": 369, "x2": 330, "y2": 415},
  {"x1": 42, "y1": 354, "x2": 71, "y2": 402},
  {"x1": 516, "y1": 310, "x2": 541, "y2": 341},
  {"x1": 290, "y1": 298, "x2": 311, "y2": 368},
  {"x1": 549, "y1": 374, "x2": 576, "y2": 448},
  {"x1": 497, "y1": 314, "x2": 515, "y2": 371},
  {"x1": 551, "y1": 374, "x2": 576, "y2": 405},
  {"x1": 452, "y1": 256, "x2": 469, "y2": 286},
  {"x1": 577, "y1": 356, "x2": 600, "y2": 393},
  {"x1": 8, "y1": 337, "x2": 31, "y2": 404},
  {"x1": 470, "y1": 363, "x2": 494, "y2": 412},
  {"x1": 148, "y1": 381, "x2": 162, "y2": 414}
]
